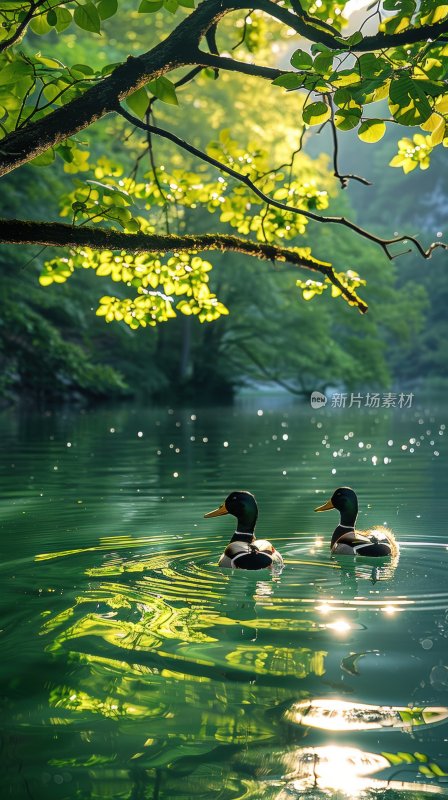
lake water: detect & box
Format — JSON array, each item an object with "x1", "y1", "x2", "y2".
[{"x1": 1, "y1": 395, "x2": 448, "y2": 799}]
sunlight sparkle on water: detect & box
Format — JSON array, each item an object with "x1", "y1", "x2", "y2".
[
  {"x1": 316, "y1": 603, "x2": 332, "y2": 614},
  {"x1": 327, "y1": 619, "x2": 351, "y2": 633}
]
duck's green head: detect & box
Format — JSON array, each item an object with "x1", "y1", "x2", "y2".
[
  {"x1": 315, "y1": 486, "x2": 358, "y2": 526},
  {"x1": 204, "y1": 490, "x2": 258, "y2": 533}
]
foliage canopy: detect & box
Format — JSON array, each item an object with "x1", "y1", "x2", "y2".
[{"x1": 0, "y1": 0, "x2": 446, "y2": 328}]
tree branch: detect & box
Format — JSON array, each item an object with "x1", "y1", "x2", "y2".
[
  {"x1": 0, "y1": 0, "x2": 446, "y2": 178},
  {"x1": 0, "y1": 217, "x2": 367, "y2": 312},
  {"x1": 117, "y1": 106, "x2": 446, "y2": 261},
  {"x1": 196, "y1": 51, "x2": 286, "y2": 81},
  {"x1": 0, "y1": 1, "x2": 36, "y2": 54},
  {"x1": 233, "y1": 0, "x2": 448, "y2": 51},
  {"x1": 0, "y1": 0, "x2": 229, "y2": 177}
]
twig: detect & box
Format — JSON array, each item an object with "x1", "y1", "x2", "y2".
[
  {"x1": 232, "y1": 10, "x2": 255, "y2": 50},
  {"x1": 325, "y1": 95, "x2": 372, "y2": 189},
  {"x1": 116, "y1": 105, "x2": 445, "y2": 261}
]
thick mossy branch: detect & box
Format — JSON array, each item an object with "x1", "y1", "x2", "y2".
[
  {"x1": 0, "y1": 0, "x2": 447, "y2": 177},
  {"x1": 0, "y1": 218, "x2": 367, "y2": 312}
]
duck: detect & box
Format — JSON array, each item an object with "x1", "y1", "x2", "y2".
[
  {"x1": 204, "y1": 490, "x2": 284, "y2": 570},
  {"x1": 314, "y1": 486, "x2": 399, "y2": 557}
]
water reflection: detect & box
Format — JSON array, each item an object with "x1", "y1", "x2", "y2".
[
  {"x1": 2, "y1": 400, "x2": 448, "y2": 798},
  {"x1": 274, "y1": 745, "x2": 447, "y2": 797},
  {"x1": 284, "y1": 698, "x2": 448, "y2": 732}
]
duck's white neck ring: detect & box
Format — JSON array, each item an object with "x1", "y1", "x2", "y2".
[
  {"x1": 338, "y1": 524, "x2": 355, "y2": 529},
  {"x1": 234, "y1": 531, "x2": 253, "y2": 538}
]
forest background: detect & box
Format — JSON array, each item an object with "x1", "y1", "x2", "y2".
[{"x1": 0, "y1": 0, "x2": 446, "y2": 404}]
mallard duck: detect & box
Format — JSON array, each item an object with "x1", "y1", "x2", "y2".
[
  {"x1": 204, "y1": 490, "x2": 284, "y2": 570},
  {"x1": 315, "y1": 486, "x2": 399, "y2": 557}
]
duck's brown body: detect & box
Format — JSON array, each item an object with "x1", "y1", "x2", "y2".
[{"x1": 316, "y1": 488, "x2": 399, "y2": 558}]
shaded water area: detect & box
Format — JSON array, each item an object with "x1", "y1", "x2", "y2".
[{"x1": 1, "y1": 395, "x2": 448, "y2": 799}]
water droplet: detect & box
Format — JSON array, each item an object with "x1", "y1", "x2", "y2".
[
  {"x1": 137, "y1": 431, "x2": 143, "y2": 438},
  {"x1": 257, "y1": 409, "x2": 263, "y2": 416}
]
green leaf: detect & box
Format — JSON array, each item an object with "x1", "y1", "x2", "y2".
[
  {"x1": 73, "y1": 2, "x2": 101, "y2": 33},
  {"x1": 357, "y1": 53, "x2": 391, "y2": 78},
  {"x1": 334, "y1": 31, "x2": 363, "y2": 47},
  {"x1": 0, "y1": 60, "x2": 33, "y2": 85},
  {"x1": 148, "y1": 76, "x2": 178, "y2": 105},
  {"x1": 55, "y1": 7, "x2": 72, "y2": 31},
  {"x1": 30, "y1": 15, "x2": 53, "y2": 34},
  {"x1": 389, "y1": 74, "x2": 432, "y2": 126},
  {"x1": 333, "y1": 88, "x2": 352, "y2": 107},
  {"x1": 125, "y1": 87, "x2": 149, "y2": 118},
  {"x1": 71, "y1": 64, "x2": 95, "y2": 76},
  {"x1": 383, "y1": 0, "x2": 415, "y2": 10},
  {"x1": 343, "y1": 31, "x2": 364, "y2": 46},
  {"x1": 138, "y1": 0, "x2": 163, "y2": 10},
  {"x1": 330, "y1": 69, "x2": 361, "y2": 88},
  {"x1": 334, "y1": 106, "x2": 362, "y2": 130},
  {"x1": 178, "y1": 0, "x2": 195, "y2": 6},
  {"x1": 412, "y1": 79, "x2": 445, "y2": 98},
  {"x1": 31, "y1": 148, "x2": 56, "y2": 167},
  {"x1": 303, "y1": 101, "x2": 331, "y2": 126},
  {"x1": 290, "y1": 49, "x2": 313, "y2": 70},
  {"x1": 313, "y1": 53, "x2": 333, "y2": 75},
  {"x1": 164, "y1": 0, "x2": 178, "y2": 12},
  {"x1": 272, "y1": 73, "x2": 303, "y2": 90},
  {"x1": 46, "y1": 8, "x2": 57, "y2": 26},
  {"x1": 358, "y1": 119, "x2": 386, "y2": 143},
  {"x1": 97, "y1": 0, "x2": 118, "y2": 19}
]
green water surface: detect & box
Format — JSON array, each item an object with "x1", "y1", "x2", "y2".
[{"x1": 1, "y1": 396, "x2": 447, "y2": 799}]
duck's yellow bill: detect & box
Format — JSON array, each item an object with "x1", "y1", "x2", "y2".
[
  {"x1": 315, "y1": 499, "x2": 334, "y2": 512},
  {"x1": 204, "y1": 503, "x2": 229, "y2": 518}
]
